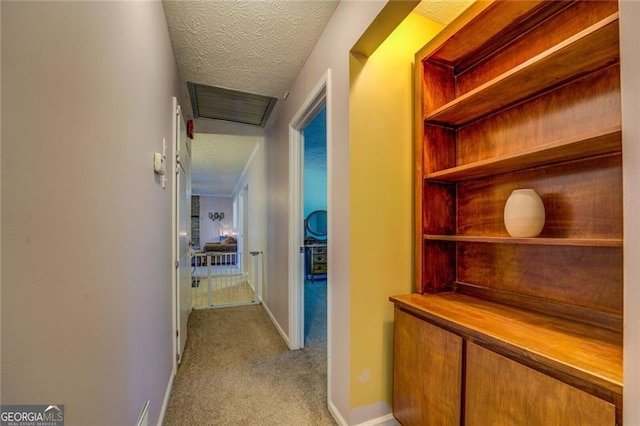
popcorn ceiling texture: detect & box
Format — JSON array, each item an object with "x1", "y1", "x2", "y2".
[
  {"x1": 164, "y1": 0, "x2": 471, "y2": 196},
  {"x1": 163, "y1": 0, "x2": 339, "y2": 99},
  {"x1": 413, "y1": 0, "x2": 474, "y2": 25}
]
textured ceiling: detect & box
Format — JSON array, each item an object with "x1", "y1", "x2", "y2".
[
  {"x1": 163, "y1": 0, "x2": 339, "y2": 100},
  {"x1": 414, "y1": 0, "x2": 474, "y2": 25},
  {"x1": 165, "y1": 0, "x2": 472, "y2": 196},
  {"x1": 164, "y1": 0, "x2": 338, "y2": 196},
  {"x1": 191, "y1": 134, "x2": 261, "y2": 196}
]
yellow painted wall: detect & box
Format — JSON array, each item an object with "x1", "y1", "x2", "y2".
[{"x1": 349, "y1": 12, "x2": 443, "y2": 418}]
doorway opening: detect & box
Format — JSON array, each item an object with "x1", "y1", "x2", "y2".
[
  {"x1": 191, "y1": 192, "x2": 256, "y2": 309},
  {"x1": 302, "y1": 107, "x2": 327, "y2": 346},
  {"x1": 288, "y1": 69, "x2": 331, "y2": 355},
  {"x1": 189, "y1": 134, "x2": 263, "y2": 310}
]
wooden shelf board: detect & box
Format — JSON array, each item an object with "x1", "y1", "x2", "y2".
[
  {"x1": 424, "y1": 235, "x2": 622, "y2": 247},
  {"x1": 420, "y1": 2, "x2": 544, "y2": 67},
  {"x1": 424, "y1": 14, "x2": 620, "y2": 126},
  {"x1": 389, "y1": 293, "x2": 622, "y2": 397},
  {"x1": 455, "y1": 282, "x2": 622, "y2": 333},
  {"x1": 425, "y1": 127, "x2": 621, "y2": 182}
]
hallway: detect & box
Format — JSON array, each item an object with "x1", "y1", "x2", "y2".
[{"x1": 163, "y1": 281, "x2": 333, "y2": 425}]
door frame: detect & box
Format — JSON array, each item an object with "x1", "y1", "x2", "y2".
[
  {"x1": 288, "y1": 69, "x2": 331, "y2": 350},
  {"x1": 171, "y1": 97, "x2": 191, "y2": 373},
  {"x1": 171, "y1": 97, "x2": 179, "y2": 374}
]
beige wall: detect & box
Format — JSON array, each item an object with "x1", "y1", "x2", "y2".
[
  {"x1": 620, "y1": 1, "x2": 640, "y2": 423},
  {"x1": 349, "y1": 13, "x2": 443, "y2": 423},
  {"x1": 232, "y1": 140, "x2": 267, "y2": 294},
  {"x1": 1, "y1": 2, "x2": 180, "y2": 424},
  {"x1": 199, "y1": 196, "x2": 234, "y2": 242},
  {"x1": 263, "y1": 1, "x2": 386, "y2": 422},
  {"x1": 248, "y1": 142, "x2": 266, "y2": 243}
]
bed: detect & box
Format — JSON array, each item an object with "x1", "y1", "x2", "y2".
[{"x1": 202, "y1": 236, "x2": 237, "y2": 265}]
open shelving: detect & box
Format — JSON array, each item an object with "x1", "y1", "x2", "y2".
[
  {"x1": 425, "y1": 126, "x2": 621, "y2": 182},
  {"x1": 424, "y1": 14, "x2": 620, "y2": 126},
  {"x1": 392, "y1": 1, "x2": 624, "y2": 424},
  {"x1": 423, "y1": 235, "x2": 622, "y2": 247}
]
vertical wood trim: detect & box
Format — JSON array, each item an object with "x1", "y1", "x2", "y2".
[
  {"x1": 414, "y1": 56, "x2": 425, "y2": 294},
  {"x1": 460, "y1": 339, "x2": 467, "y2": 426}
]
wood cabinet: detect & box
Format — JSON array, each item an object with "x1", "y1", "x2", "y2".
[
  {"x1": 393, "y1": 309, "x2": 461, "y2": 425},
  {"x1": 392, "y1": 0, "x2": 623, "y2": 424},
  {"x1": 392, "y1": 298, "x2": 621, "y2": 425},
  {"x1": 466, "y1": 342, "x2": 615, "y2": 426}
]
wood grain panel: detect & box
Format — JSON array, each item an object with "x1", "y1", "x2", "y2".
[
  {"x1": 457, "y1": 154, "x2": 623, "y2": 240},
  {"x1": 422, "y1": 62, "x2": 455, "y2": 115},
  {"x1": 422, "y1": 181, "x2": 456, "y2": 235},
  {"x1": 423, "y1": 124, "x2": 456, "y2": 174},
  {"x1": 393, "y1": 308, "x2": 462, "y2": 426},
  {"x1": 465, "y1": 342, "x2": 616, "y2": 426},
  {"x1": 457, "y1": 242, "x2": 623, "y2": 316},
  {"x1": 456, "y1": 65, "x2": 621, "y2": 165},
  {"x1": 457, "y1": 0, "x2": 618, "y2": 95},
  {"x1": 423, "y1": 240, "x2": 456, "y2": 294},
  {"x1": 455, "y1": 281, "x2": 622, "y2": 332}
]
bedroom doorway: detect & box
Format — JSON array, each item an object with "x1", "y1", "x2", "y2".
[
  {"x1": 288, "y1": 69, "x2": 331, "y2": 354},
  {"x1": 302, "y1": 107, "x2": 327, "y2": 348}
]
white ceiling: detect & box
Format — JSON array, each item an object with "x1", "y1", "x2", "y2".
[
  {"x1": 191, "y1": 133, "x2": 261, "y2": 196},
  {"x1": 164, "y1": 0, "x2": 473, "y2": 197},
  {"x1": 413, "y1": 0, "x2": 474, "y2": 25}
]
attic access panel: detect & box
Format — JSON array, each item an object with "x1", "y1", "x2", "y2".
[{"x1": 188, "y1": 82, "x2": 277, "y2": 127}]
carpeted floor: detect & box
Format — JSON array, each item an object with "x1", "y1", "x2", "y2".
[
  {"x1": 163, "y1": 280, "x2": 334, "y2": 425},
  {"x1": 304, "y1": 280, "x2": 327, "y2": 347}
]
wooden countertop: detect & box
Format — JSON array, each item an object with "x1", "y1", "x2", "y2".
[{"x1": 390, "y1": 293, "x2": 622, "y2": 400}]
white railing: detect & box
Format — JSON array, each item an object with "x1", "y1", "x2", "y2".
[{"x1": 191, "y1": 251, "x2": 262, "y2": 309}]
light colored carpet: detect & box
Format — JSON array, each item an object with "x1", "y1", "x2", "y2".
[{"x1": 163, "y1": 299, "x2": 334, "y2": 425}]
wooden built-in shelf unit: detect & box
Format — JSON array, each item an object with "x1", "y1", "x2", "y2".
[{"x1": 391, "y1": 1, "x2": 623, "y2": 424}]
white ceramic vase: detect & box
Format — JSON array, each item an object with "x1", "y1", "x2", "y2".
[{"x1": 503, "y1": 189, "x2": 545, "y2": 237}]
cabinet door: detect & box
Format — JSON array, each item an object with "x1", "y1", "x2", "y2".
[
  {"x1": 393, "y1": 308, "x2": 462, "y2": 425},
  {"x1": 465, "y1": 343, "x2": 615, "y2": 426}
]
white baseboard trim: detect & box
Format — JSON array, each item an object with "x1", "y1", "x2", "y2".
[
  {"x1": 261, "y1": 301, "x2": 290, "y2": 348},
  {"x1": 354, "y1": 413, "x2": 399, "y2": 426},
  {"x1": 328, "y1": 400, "x2": 349, "y2": 426},
  {"x1": 328, "y1": 405, "x2": 398, "y2": 426},
  {"x1": 157, "y1": 369, "x2": 175, "y2": 426}
]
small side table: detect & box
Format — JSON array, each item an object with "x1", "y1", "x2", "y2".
[{"x1": 305, "y1": 244, "x2": 327, "y2": 282}]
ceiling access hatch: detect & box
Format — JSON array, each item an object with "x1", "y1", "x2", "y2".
[{"x1": 188, "y1": 82, "x2": 278, "y2": 127}]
